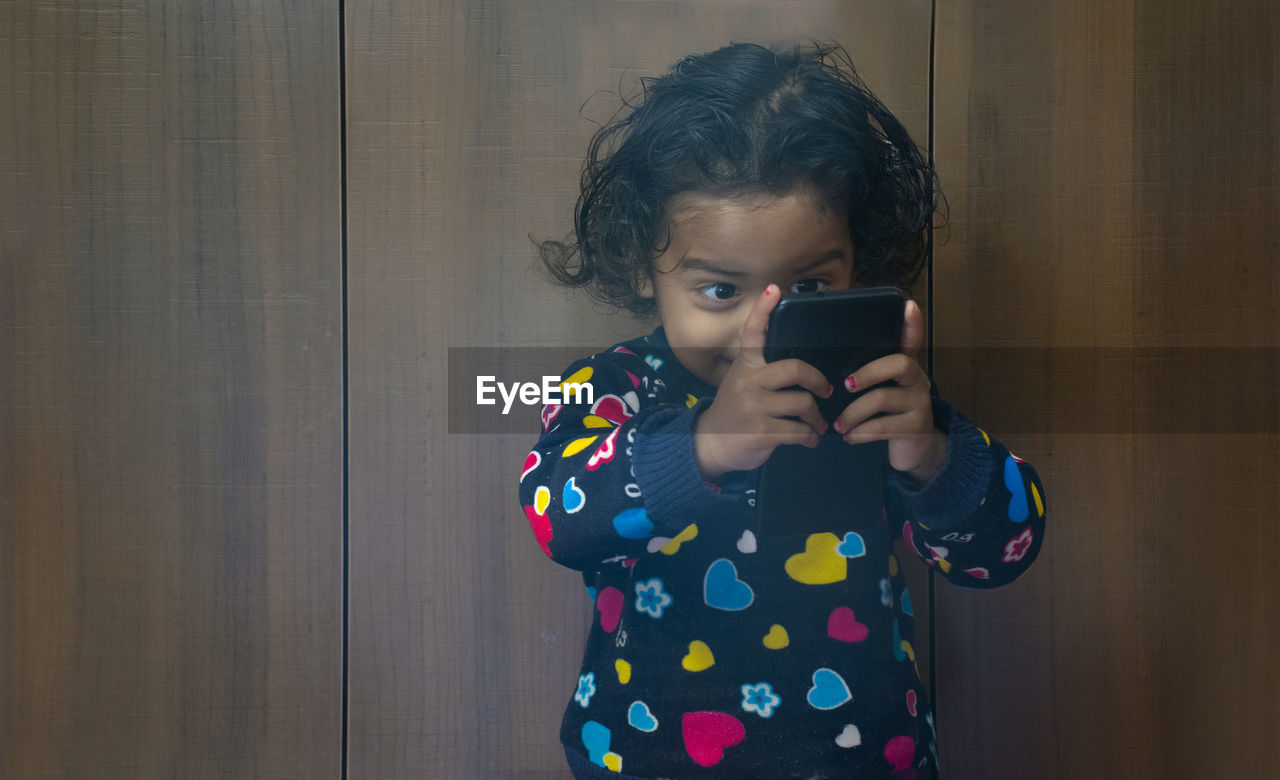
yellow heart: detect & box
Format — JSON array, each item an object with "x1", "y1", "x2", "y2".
[
  {"x1": 660, "y1": 524, "x2": 698, "y2": 555},
  {"x1": 615, "y1": 658, "x2": 631, "y2": 685},
  {"x1": 682, "y1": 640, "x2": 715, "y2": 672},
  {"x1": 561, "y1": 366, "x2": 594, "y2": 389},
  {"x1": 762, "y1": 624, "x2": 789, "y2": 650},
  {"x1": 603, "y1": 752, "x2": 622, "y2": 772},
  {"x1": 533, "y1": 485, "x2": 550, "y2": 516},
  {"x1": 685, "y1": 393, "x2": 698, "y2": 408},
  {"x1": 561, "y1": 435, "x2": 599, "y2": 458},
  {"x1": 1032, "y1": 482, "x2": 1044, "y2": 517},
  {"x1": 888, "y1": 554, "x2": 899, "y2": 577},
  {"x1": 900, "y1": 640, "x2": 916, "y2": 662},
  {"x1": 582, "y1": 415, "x2": 613, "y2": 428},
  {"x1": 784, "y1": 533, "x2": 847, "y2": 585}
]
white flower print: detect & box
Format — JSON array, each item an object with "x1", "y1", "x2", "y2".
[
  {"x1": 634, "y1": 578, "x2": 673, "y2": 619},
  {"x1": 575, "y1": 672, "x2": 596, "y2": 707},
  {"x1": 741, "y1": 682, "x2": 781, "y2": 718}
]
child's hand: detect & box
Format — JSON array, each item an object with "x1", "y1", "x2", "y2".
[
  {"x1": 833, "y1": 299, "x2": 948, "y2": 486},
  {"x1": 693, "y1": 284, "x2": 832, "y2": 481}
]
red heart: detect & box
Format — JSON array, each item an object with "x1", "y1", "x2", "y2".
[
  {"x1": 906, "y1": 689, "x2": 918, "y2": 717},
  {"x1": 884, "y1": 735, "x2": 915, "y2": 772},
  {"x1": 682, "y1": 712, "x2": 745, "y2": 767},
  {"x1": 591, "y1": 395, "x2": 631, "y2": 424},
  {"x1": 586, "y1": 426, "x2": 620, "y2": 470},
  {"x1": 520, "y1": 450, "x2": 541, "y2": 481},
  {"x1": 827, "y1": 607, "x2": 869, "y2": 643},
  {"x1": 524, "y1": 505, "x2": 552, "y2": 558},
  {"x1": 596, "y1": 586, "x2": 624, "y2": 633}
]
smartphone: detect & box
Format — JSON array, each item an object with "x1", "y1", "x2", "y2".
[{"x1": 754, "y1": 287, "x2": 905, "y2": 537}]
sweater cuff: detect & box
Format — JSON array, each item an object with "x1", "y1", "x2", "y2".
[
  {"x1": 887, "y1": 408, "x2": 993, "y2": 531},
  {"x1": 631, "y1": 398, "x2": 746, "y2": 532}
]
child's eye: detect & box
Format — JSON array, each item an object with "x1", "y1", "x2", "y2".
[
  {"x1": 697, "y1": 282, "x2": 739, "y2": 302},
  {"x1": 790, "y1": 279, "x2": 830, "y2": 294}
]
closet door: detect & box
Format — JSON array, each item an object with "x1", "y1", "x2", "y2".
[
  {"x1": 0, "y1": 3, "x2": 344, "y2": 776},
  {"x1": 932, "y1": 0, "x2": 1279, "y2": 777},
  {"x1": 343, "y1": 2, "x2": 932, "y2": 775}
]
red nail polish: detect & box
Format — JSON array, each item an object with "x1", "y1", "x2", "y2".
[
  {"x1": 844, "y1": 376, "x2": 857, "y2": 392},
  {"x1": 825, "y1": 384, "x2": 833, "y2": 397},
  {"x1": 833, "y1": 419, "x2": 845, "y2": 433}
]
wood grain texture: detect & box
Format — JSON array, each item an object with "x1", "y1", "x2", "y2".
[
  {"x1": 932, "y1": 0, "x2": 1279, "y2": 777},
  {"x1": 344, "y1": 1, "x2": 931, "y2": 775},
  {"x1": 0, "y1": 2, "x2": 343, "y2": 777}
]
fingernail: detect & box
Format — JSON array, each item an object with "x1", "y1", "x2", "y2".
[
  {"x1": 833, "y1": 419, "x2": 845, "y2": 433},
  {"x1": 844, "y1": 376, "x2": 857, "y2": 392},
  {"x1": 825, "y1": 383, "x2": 833, "y2": 397}
]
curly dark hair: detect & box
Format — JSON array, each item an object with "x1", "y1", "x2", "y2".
[{"x1": 535, "y1": 39, "x2": 945, "y2": 318}]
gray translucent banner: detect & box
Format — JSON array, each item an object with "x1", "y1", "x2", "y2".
[{"x1": 449, "y1": 347, "x2": 1279, "y2": 435}]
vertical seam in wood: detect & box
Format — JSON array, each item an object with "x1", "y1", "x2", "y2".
[{"x1": 338, "y1": 0, "x2": 351, "y2": 777}]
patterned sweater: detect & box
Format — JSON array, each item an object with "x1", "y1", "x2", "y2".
[{"x1": 518, "y1": 326, "x2": 1046, "y2": 779}]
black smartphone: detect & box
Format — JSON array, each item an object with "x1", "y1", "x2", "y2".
[{"x1": 754, "y1": 287, "x2": 905, "y2": 537}]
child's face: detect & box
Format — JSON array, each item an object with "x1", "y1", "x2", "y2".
[{"x1": 640, "y1": 190, "x2": 855, "y2": 388}]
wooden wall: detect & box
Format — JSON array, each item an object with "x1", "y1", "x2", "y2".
[
  {"x1": 931, "y1": 0, "x2": 1279, "y2": 778},
  {"x1": 1, "y1": 1, "x2": 344, "y2": 777},
  {"x1": 2, "y1": 0, "x2": 1276, "y2": 778}
]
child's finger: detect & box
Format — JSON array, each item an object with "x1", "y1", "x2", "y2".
[
  {"x1": 772, "y1": 418, "x2": 824, "y2": 449},
  {"x1": 832, "y1": 385, "x2": 917, "y2": 436},
  {"x1": 842, "y1": 353, "x2": 929, "y2": 398},
  {"x1": 736, "y1": 284, "x2": 781, "y2": 366},
  {"x1": 759, "y1": 358, "x2": 832, "y2": 400},
  {"x1": 900, "y1": 299, "x2": 924, "y2": 360},
  {"x1": 767, "y1": 388, "x2": 829, "y2": 436}
]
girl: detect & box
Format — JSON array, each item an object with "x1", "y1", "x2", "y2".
[{"x1": 519, "y1": 40, "x2": 1045, "y2": 779}]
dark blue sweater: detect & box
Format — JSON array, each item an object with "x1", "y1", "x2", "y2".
[{"x1": 518, "y1": 326, "x2": 1046, "y2": 778}]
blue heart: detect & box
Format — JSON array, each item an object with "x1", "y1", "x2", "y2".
[
  {"x1": 892, "y1": 618, "x2": 906, "y2": 662},
  {"x1": 581, "y1": 721, "x2": 612, "y2": 767},
  {"x1": 612, "y1": 507, "x2": 653, "y2": 539},
  {"x1": 806, "y1": 668, "x2": 852, "y2": 710},
  {"x1": 703, "y1": 558, "x2": 754, "y2": 611},
  {"x1": 900, "y1": 589, "x2": 913, "y2": 616},
  {"x1": 628, "y1": 700, "x2": 658, "y2": 732},
  {"x1": 837, "y1": 531, "x2": 867, "y2": 558},
  {"x1": 563, "y1": 477, "x2": 586, "y2": 513},
  {"x1": 1004, "y1": 456, "x2": 1029, "y2": 522}
]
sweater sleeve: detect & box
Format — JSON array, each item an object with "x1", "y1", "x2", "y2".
[
  {"x1": 885, "y1": 379, "x2": 1047, "y2": 589},
  {"x1": 517, "y1": 348, "x2": 747, "y2": 572}
]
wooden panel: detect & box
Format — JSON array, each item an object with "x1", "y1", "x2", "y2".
[
  {"x1": 345, "y1": 1, "x2": 932, "y2": 775},
  {"x1": 0, "y1": 2, "x2": 343, "y2": 776},
  {"x1": 932, "y1": 0, "x2": 1279, "y2": 777}
]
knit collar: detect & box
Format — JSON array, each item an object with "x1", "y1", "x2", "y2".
[{"x1": 644, "y1": 324, "x2": 719, "y2": 398}]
